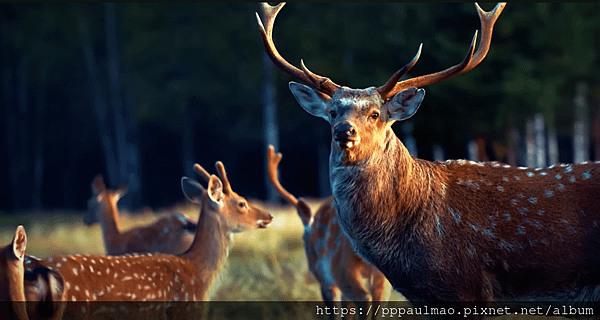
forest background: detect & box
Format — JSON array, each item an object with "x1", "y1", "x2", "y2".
[{"x1": 2, "y1": 3, "x2": 600, "y2": 213}]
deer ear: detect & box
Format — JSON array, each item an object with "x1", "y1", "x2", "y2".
[
  {"x1": 387, "y1": 87, "x2": 425, "y2": 121},
  {"x1": 91, "y1": 175, "x2": 105, "y2": 195},
  {"x1": 13, "y1": 225, "x2": 27, "y2": 261},
  {"x1": 116, "y1": 184, "x2": 128, "y2": 197},
  {"x1": 289, "y1": 82, "x2": 330, "y2": 120},
  {"x1": 296, "y1": 199, "x2": 313, "y2": 226},
  {"x1": 181, "y1": 177, "x2": 205, "y2": 205},
  {"x1": 207, "y1": 175, "x2": 224, "y2": 205}
]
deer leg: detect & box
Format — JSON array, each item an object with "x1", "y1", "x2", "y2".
[
  {"x1": 320, "y1": 285, "x2": 343, "y2": 320},
  {"x1": 369, "y1": 272, "x2": 392, "y2": 320},
  {"x1": 336, "y1": 269, "x2": 373, "y2": 320}
]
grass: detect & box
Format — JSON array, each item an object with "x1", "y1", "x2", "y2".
[
  {"x1": 0, "y1": 201, "x2": 573, "y2": 319},
  {"x1": 0, "y1": 200, "x2": 399, "y2": 301}
]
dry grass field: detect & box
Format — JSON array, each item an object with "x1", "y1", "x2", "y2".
[{"x1": 0, "y1": 200, "x2": 579, "y2": 319}]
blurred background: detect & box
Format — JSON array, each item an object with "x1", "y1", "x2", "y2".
[{"x1": 1, "y1": 2, "x2": 600, "y2": 213}]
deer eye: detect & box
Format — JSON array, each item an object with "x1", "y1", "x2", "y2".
[
  {"x1": 370, "y1": 112, "x2": 380, "y2": 120},
  {"x1": 238, "y1": 201, "x2": 248, "y2": 209},
  {"x1": 329, "y1": 110, "x2": 337, "y2": 118}
]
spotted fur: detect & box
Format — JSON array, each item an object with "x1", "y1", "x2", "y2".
[{"x1": 21, "y1": 162, "x2": 272, "y2": 319}]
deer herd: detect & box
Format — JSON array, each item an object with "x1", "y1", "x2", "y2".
[{"x1": 3, "y1": 2, "x2": 600, "y2": 320}]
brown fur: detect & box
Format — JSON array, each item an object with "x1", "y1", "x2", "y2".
[
  {"x1": 0, "y1": 226, "x2": 29, "y2": 320},
  {"x1": 88, "y1": 175, "x2": 196, "y2": 256},
  {"x1": 256, "y1": 2, "x2": 600, "y2": 316}
]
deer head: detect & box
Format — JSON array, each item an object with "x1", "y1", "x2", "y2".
[
  {"x1": 85, "y1": 175, "x2": 127, "y2": 226},
  {"x1": 182, "y1": 162, "x2": 273, "y2": 232},
  {"x1": 256, "y1": 2, "x2": 505, "y2": 164}
]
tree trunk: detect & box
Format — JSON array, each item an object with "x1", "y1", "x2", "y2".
[
  {"x1": 7, "y1": 55, "x2": 32, "y2": 210},
  {"x1": 593, "y1": 105, "x2": 600, "y2": 161},
  {"x1": 181, "y1": 93, "x2": 194, "y2": 180},
  {"x1": 547, "y1": 122, "x2": 559, "y2": 166},
  {"x1": 573, "y1": 82, "x2": 589, "y2": 163},
  {"x1": 262, "y1": 51, "x2": 279, "y2": 202},
  {"x1": 32, "y1": 63, "x2": 48, "y2": 209},
  {"x1": 432, "y1": 144, "x2": 445, "y2": 161},
  {"x1": 106, "y1": 3, "x2": 142, "y2": 210},
  {"x1": 78, "y1": 16, "x2": 119, "y2": 188},
  {"x1": 467, "y1": 139, "x2": 478, "y2": 161},
  {"x1": 525, "y1": 118, "x2": 535, "y2": 168},
  {"x1": 506, "y1": 120, "x2": 519, "y2": 167},
  {"x1": 533, "y1": 113, "x2": 546, "y2": 168}
]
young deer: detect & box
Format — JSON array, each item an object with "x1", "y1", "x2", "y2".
[
  {"x1": 259, "y1": 1, "x2": 600, "y2": 309},
  {"x1": 87, "y1": 175, "x2": 197, "y2": 255},
  {"x1": 267, "y1": 145, "x2": 391, "y2": 319},
  {"x1": 26, "y1": 162, "x2": 272, "y2": 318},
  {"x1": 1, "y1": 226, "x2": 29, "y2": 320}
]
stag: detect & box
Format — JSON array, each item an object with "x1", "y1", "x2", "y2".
[{"x1": 257, "y1": 1, "x2": 600, "y2": 310}]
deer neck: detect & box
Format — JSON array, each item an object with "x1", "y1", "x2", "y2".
[
  {"x1": 99, "y1": 199, "x2": 122, "y2": 249},
  {"x1": 329, "y1": 128, "x2": 447, "y2": 263},
  {"x1": 181, "y1": 194, "x2": 231, "y2": 291},
  {"x1": 1, "y1": 250, "x2": 28, "y2": 319}
]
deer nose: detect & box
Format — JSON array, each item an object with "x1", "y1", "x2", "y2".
[{"x1": 334, "y1": 124, "x2": 356, "y2": 141}]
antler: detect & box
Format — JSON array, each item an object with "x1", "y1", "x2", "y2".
[
  {"x1": 193, "y1": 162, "x2": 232, "y2": 194},
  {"x1": 194, "y1": 163, "x2": 212, "y2": 182},
  {"x1": 256, "y1": 3, "x2": 341, "y2": 98},
  {"x1": 267, "y1": 145, "x2": 298, "y2": 206},
  {"x1": 377, "y1": 2, "x2": 506, "y2": 100},
  {"x1": 215, "y1": 161, "x2": 233, "y2": 194}
]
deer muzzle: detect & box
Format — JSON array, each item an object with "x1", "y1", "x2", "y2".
[
  {"x1": 333, "y1": 123, "x2": 359, "y2": 149},
  {"x1": 258, "y1": 213, "x2": 274, "y2": 228}
]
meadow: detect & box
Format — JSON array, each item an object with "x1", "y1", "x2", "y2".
[
  {"x1": 0, "y1": 200, "x2": 573, "y2": 319},
  {"x1": 0, "y1": 199, "x2": 408, "y2": 319}
]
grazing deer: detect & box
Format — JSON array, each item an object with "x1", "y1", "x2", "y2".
[
  {"x1": 258, "y1": 1, "x2": 600, "y2": 309},
  {"x1": 86, "y1": 175, "x2": 197, "y2": 256},
  {"x1": 24, "y1": 162, "x2": 272, "y2": 318},
  {"x1": 1, "y1": 226, "x2": 29, "y2": 320},
  {"x1": 268, "y1": 145, "x2": 391, "y2": 319}
]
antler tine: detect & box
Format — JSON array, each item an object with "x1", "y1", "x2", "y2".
[
  {"x1": 376, "y1": 43, "x2": 422, "y2": 97},
  {"x1": 267, "y1": 145, "x2": 298, "y2": 206},
  {"x1": 215, "y1": 161, "x2": 233, "y2": 194},
  {"x1": 381, "y1": 2, "x2": 506, "y2": 99},
  {"x1": 193, "y1": 163, "x2": 211, "y2": 183},
  {"x1": 256, "y1": 2, "x2": 341, "y2": 97}
]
